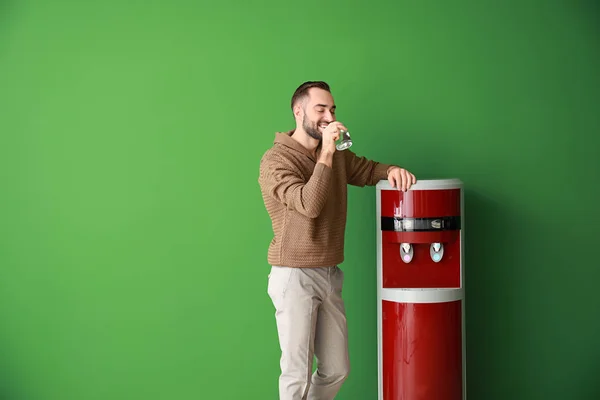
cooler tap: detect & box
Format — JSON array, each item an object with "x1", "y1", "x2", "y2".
[
  {"x1": 430, "y1": 242, "x2": 444, "y2": 262},
  {"x1": 400, "y1": 243, "x2": 413, "y2": 263}
]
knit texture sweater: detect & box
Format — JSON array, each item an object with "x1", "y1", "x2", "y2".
[{"x1": 258, "y1": 131, "x2": 392, "y2": 268}]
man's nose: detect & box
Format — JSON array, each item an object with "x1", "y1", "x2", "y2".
[{"x1": 325, "y1": 111, "x2": 336, "y2": 121}]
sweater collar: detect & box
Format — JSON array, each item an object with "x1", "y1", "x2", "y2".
[{"x1": 274, "y1": 130, "x2": 321, "y2": 161}]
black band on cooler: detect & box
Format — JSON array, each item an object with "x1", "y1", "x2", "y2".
[{"x1": 381, "y1": 216, "x2": 461, "y2": 232}]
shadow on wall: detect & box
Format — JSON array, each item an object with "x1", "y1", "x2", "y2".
[
  {"x1": 463, "y1": 180, "x2": 600, "y2": 399},
  {"x1": 463, "y1": 187, "x2": 526, "y2": 399},
  {"x1": 582, "y1": 0, "x2": 600, "y2": 25},
  {"x1": 586, "y1": 365, "x2": 600, "y2": 400},
  {"x1": 0, "y1": 367, "x2": 23, "y2": 400}
]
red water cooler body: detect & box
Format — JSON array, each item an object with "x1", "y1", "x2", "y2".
[{"x1": 376, "y1": 179, "x2": 465, "y2": 400}]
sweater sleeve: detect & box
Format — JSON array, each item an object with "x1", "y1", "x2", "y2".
[
  {"x1": 259, "y1": 151, "x2": 332, "y2": 218},
  {"x1": 345, "y1": 150, "x2": 393, "y2": 187}
]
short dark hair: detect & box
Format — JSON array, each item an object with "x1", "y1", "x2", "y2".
[{"x1": 291, "y1": 81, "x2": 331, "y2": 110}]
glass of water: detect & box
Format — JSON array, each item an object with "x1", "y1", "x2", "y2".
[{"x1": 336, "y1": 129, "x2": 353, "y2": 151}]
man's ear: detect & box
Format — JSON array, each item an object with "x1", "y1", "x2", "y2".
[{"x1": 293, "y1": 104, "x2": 302, "y2": 119}]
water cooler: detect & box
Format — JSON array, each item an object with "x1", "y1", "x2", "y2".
[{"x1": 376, "y1": 178, "x2": 465, "y2": 400}]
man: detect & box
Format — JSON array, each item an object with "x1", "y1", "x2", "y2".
[{"x1": 258, "y1": 81, "x2": 416, "y2": 400}]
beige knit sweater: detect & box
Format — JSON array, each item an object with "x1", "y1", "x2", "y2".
[{"x1": 258, "y1": 131, "x2": 392, "y2": 268}]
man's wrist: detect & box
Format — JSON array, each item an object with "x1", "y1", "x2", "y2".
[
  {"x1": 318, "y1": 150, "x2": 334, "y2": 168},
  {"x1": 320, "y1": 149, "x2": 335, "y2": 158}
]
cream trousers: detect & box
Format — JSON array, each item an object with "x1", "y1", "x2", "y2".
[{"x1": 267, "y1": 265, "x2": 350, "y2": 400}]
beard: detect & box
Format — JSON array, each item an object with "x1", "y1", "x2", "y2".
[{"x1": 303, "y1": 114, "x2": 323, "y2": 141}]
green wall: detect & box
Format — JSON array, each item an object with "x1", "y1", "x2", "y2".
[{"x1": 1, "y1": 1, "x2": 599, "y2": 399}]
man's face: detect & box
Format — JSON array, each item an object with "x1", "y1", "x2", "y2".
[{"x1": 299, "y1": 88, "x2": 337, "y2": 141}]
